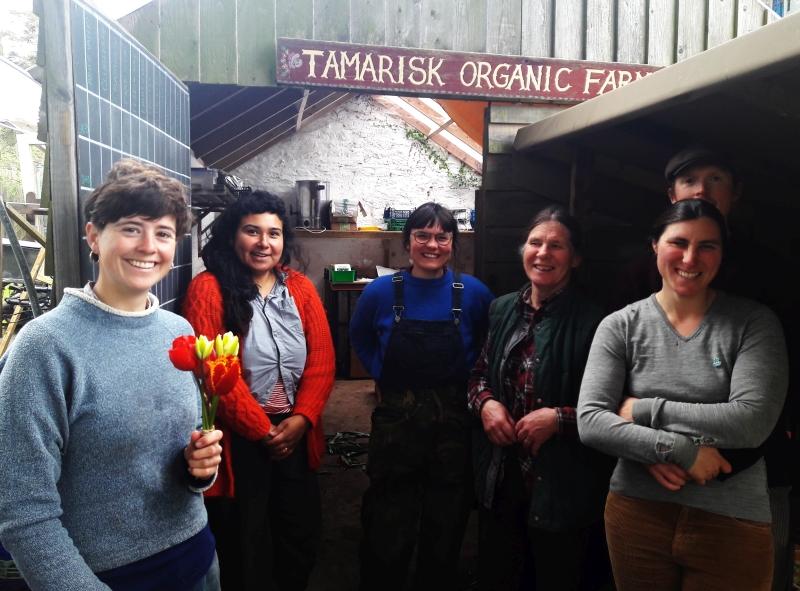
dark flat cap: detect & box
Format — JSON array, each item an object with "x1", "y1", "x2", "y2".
[{"x1": 665, "y1": 146, "x2": 735, "y2": 182}]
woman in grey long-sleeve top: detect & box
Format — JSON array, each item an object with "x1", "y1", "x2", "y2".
[{"x1": 577, "y1": 199, "x2": 788, "y2": 591}]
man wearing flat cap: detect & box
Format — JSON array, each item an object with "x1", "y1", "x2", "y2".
[
  {"x1": 609, "y1": 146, "x2": 743, "y2": 306},
  {"x1": 609, "y1": 145, "x2": 799, "y2": 591}
]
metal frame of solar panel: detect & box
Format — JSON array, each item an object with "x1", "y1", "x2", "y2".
[{"x1": 67, "y1": 0, "x2": 191, "y2": 312}]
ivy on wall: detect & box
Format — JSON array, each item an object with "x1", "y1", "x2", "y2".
[{"x1": 404, "y1": 128, "x2": 482, "y2": 189}]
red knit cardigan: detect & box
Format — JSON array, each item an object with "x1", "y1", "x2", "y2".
[{"x1": 181, "y1": 268, "x2": 335, "y2": 498}]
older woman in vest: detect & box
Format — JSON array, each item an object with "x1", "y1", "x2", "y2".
[{"x1": 469, "y1": 206, "x2": 615, "y2": 591}]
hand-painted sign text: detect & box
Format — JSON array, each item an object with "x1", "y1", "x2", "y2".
[{"x1": 278, "y1": 39, "x2": 662, "y2": 102}]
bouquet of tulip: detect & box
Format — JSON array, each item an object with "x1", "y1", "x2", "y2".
[{"x1": 169, "y1": 332, "x2": 241, "y2": 433}]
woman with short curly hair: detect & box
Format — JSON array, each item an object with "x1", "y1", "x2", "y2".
[{"x1": 0, "y1": 158, "x2": 222, "y2": 591}]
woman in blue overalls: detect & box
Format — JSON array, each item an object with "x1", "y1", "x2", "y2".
[{"x1": 350, "y1": 203, "x2": 494, "y2": 591}]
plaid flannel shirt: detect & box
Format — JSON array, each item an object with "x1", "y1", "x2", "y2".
[{"x1": 468, "y1": 286, "x2": 577, "y2": 482}]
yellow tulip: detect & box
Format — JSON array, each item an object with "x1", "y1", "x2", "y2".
[
  {"x1": 215, "y1": 331, "x2": 239, "y2": 357},
  {"x1": 195, "y1": 335, "x2": 214, "y2": 359}
]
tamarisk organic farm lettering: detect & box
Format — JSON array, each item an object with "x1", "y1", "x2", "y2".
[{"x1": 278, "y1": 39, "x2": 662, "y2": 102}]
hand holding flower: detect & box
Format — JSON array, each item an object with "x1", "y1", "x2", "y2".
[{"x1": 184, "y1": 429, "x2": 223, "y2": 479}]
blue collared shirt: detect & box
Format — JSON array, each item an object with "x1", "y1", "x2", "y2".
[{"x1": 241, "y1": 270, "x2": 307, "y2": 409}]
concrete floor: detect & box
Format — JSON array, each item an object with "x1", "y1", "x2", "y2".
[{"x1": 307, "y1": 379, "x2": 479, "y2": 591}]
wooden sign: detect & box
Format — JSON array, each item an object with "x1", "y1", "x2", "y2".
[{"x1": 277, "y1": 39, "x2": 662, "y2": 102}]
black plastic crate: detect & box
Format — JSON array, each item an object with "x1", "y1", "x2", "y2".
[
  {"x1": 231, "y1": 187, "x2": 252, "y2": 199},
  {"x1": 383, "y1": 207, "x2": 415, "y2": 220}
]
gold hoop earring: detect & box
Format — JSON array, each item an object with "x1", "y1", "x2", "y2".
[{"x1": 89, "y1": 251, "x2": 99, "y2": 264}]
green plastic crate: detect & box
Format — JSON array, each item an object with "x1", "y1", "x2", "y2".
[
  {"x1": 330, "y1": 269, "x2": 356, "y2": 282},
  {"x1": 385, "y1": 219, "x2": 407, "y2": 231}
]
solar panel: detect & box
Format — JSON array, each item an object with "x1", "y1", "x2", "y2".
[{"x1": 70, "y1": 0, "x2": 191, "y2": 312}]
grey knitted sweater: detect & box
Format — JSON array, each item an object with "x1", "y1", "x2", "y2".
[
  {"x1": 0, "y1": 290, "x2": 209, "y2": 590},
  {"x1": 578, "y1": 292, "x2": 788, "y2": 522}
]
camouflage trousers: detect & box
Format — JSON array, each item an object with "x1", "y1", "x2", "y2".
[{"x1": 359, "y1": 384, "x2": 474, "y2": 591}]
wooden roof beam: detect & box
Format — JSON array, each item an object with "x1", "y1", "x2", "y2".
[
  {"x1": 400, "y1": 97, "x2": 482, "y2": 152},
  {"x1": 427, "y1": 119, "x2": 453, "y2": 139},
  {"x1": 296, "y1": 90, "x2": 310, "y2": 131}
]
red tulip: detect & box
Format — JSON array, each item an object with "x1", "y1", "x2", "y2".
[
  {"x1": 169, "y1": 335, "x2": 198, "y2": 372},
  {"x1": 204, "y1": 354, "x2": 240, "y2": 397}
]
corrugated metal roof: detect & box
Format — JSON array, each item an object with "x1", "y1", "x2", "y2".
[{"x1": 189, "y1": 83, "x2": 351, "y2": 171}]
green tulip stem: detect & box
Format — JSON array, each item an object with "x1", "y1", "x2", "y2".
[
  {"x1": 198, "y1": 360, "x2": 212, "y2": 432},
  {"x1": 209, "y1": 396, "x2": 220, "y2": 428},
  {"x1": 197, "y1": 378, "x2": 209, "y2": 432}
]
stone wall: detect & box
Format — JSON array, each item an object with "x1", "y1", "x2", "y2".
[{"x1": 231, "y1": 94, "x2": 480, "y2": 228}]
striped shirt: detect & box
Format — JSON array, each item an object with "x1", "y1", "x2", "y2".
[{"x1": 261, "y1": 375, "x2": 293, "y2": 415}]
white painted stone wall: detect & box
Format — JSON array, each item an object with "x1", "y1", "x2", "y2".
[{"x1": 231, "y1": 94, "x2": 480, "y2": 227}]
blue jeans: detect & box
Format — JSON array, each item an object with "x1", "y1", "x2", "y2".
[{"x1": 190, "y1": 553, "x2": 220, "y2": 591}]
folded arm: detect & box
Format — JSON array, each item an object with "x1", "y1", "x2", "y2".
[
  {"x1": 577, "y1": 318, "x2": 699, "y2": 471},
  {"x1": 630, "y1": 308, "x2": 788, "y2": 448}
]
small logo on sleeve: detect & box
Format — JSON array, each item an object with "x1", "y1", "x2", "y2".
[{"x1": 712, "y1": 357, "x2": 721, "y2": 367}]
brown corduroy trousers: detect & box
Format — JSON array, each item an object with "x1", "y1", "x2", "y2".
[{"x1": 605, "y1": 491, "x2": 774, "y2": 591}]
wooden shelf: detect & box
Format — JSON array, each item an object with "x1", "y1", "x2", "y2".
[
  {"x1": 294, "y1": 230, "x2": 401, "y2": 238},
  {"x1": 294, "y1": 230, "x2": 474, "y2": 238}
]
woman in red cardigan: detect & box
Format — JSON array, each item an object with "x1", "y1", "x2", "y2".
[{"x1": 183, "y1": 191, "x2": 335, "y2": 591}]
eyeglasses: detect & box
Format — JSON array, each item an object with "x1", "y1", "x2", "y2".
[{"x1": 411, "y1": 231, "x2": 453, "y2": 246}]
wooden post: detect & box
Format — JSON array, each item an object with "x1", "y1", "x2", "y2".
[
  {"x1": 296, "y1": 90, "x2": 310, "y2": 131},
  {"x1": 42, "y1": 0, "x2": 82, "y2": 301}
]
